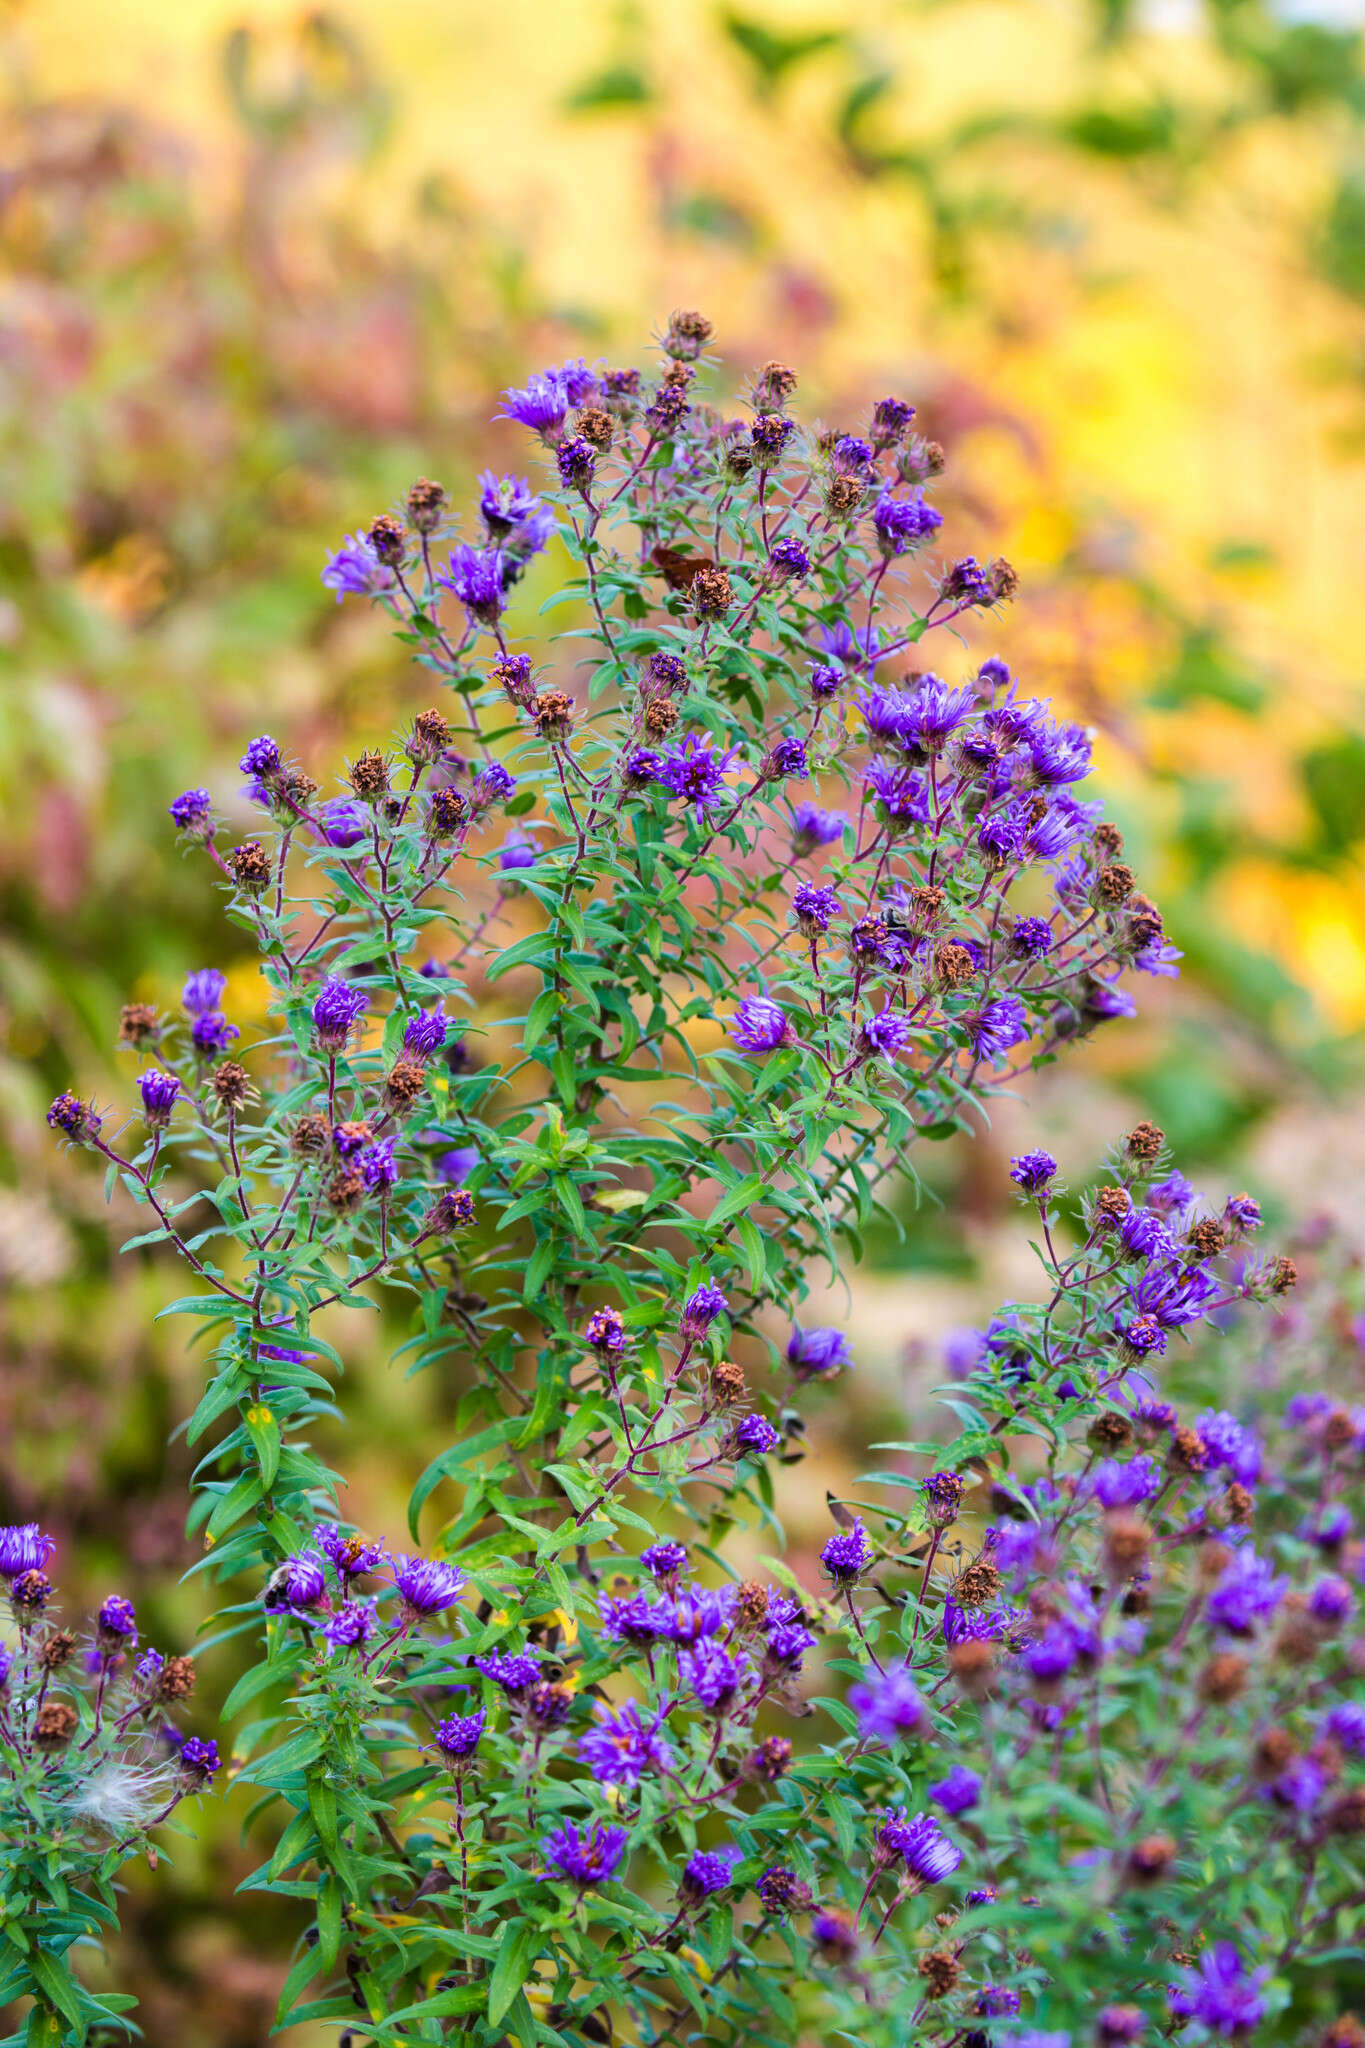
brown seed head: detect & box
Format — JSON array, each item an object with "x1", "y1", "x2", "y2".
[
  {"x1": 1125, "y1": 1120, "x2": 1165, "y2": 1162},
  {"x1": 1269, "y1": 1255, "x2": 1298, "y2": 1295},
  {"x1": 327, "y1": 1168, "x2": 366, "y2": 1214},
  {"x1": 35, "y1": 1699, "x2": 79, "y2": 1751},
  {"x1": 1222, "y1": 1483, "x2": 1254, "y2": 1525},
  {"x1": 118, "y1": 1002, "x2": 160, "y2": 1047},
  {"x1": 427, "y1": 785, "x2": 468, "y2": 837},
  {"x1": 1325, "y1": 1408, "x2": 1354, "y2": 1451},
  {"x1": 1254, "y1": 1727, "x2": 1295, "y2": 1777},
  {"x1": 292, "y1": 1112, "x2": 331, "y2": 1158},
  {"x1": 753, "y1": 360, "x2": 797, "y2": 412},
  {"x1": 408, "y1": 708, "x2": 452, "y2": 763},
  {"x1": 1088, "y1": 1412, "x2": 1134, "y2": 1453},
  {"x1": 1095, "y1": 1185, "x2": 1132, "y2": 1227},
  {"x1": 228, "y1": 841, "x2": 272, "y2": 894},
  {"x1": 1127, "y1": 893, "x2": 1164, "y2": 949},
  {"x1": 906, "y1": 884, "x2": 946, "y2": 933},
  {"x1": 385, "y1": 1056, "x2": 428, "y2": 1111},
  {"x1": 1324, "y1": 2021, "x2": 1365, "y2": 2048},
  {"x1": 824, "y1": 473, "x2": 866, "y2": 519},
  {"x1": 366, "y1": 512, "x2": 406, "y2": 564},
  {"x1": 953, "y1": 1558, "x2": 1002, "y2": 1609},
  {"x1": 643, "y1": 696, "x2": 679, "y2": 738},
  {"x1": 1094, "y1": 822, "x2": 1125, "y2": 859},
  {"x1": 691, "y1": 565, "x2": 733, "y2": 619},
  {"x1": 1097, "y1": 863, "x2": 1135, "y2": 906},
  {"x1": 1328, "y1": 1789, "x2": 1365, "y2": 1836},
  {"x1": 918, "y1": 1949, "x2": 961, "y2": 1998},
  {"x1": 1187, "y1": 1217, "x2": 1228, "y2": 1259},
  {"x1": 211, "y1": 1060, "x2": 252, "y2": 1111},
  {"x1": 735, "y1": 1581, "x2": 770, "y2": 1630},
  {"x1": 576, "y1": 405, "x2": 615, "y2": 450},
  {"x1": 533, "y1": 691, "x2": 575, "y2": 741},
  {"x1": 1169, "y1": 1428, "x2": 1209, "y2": 1474},
  {"x1": 38, "y1": 1629, "x2": 77, "y2": 1672},
  {"x1": 1197, "y1": 1540, "x2": 1234, "y2": 1585},
  {"x1": 664, "y1": 309, "x2": 714, "y2": 361},
  {"x1": 933, "y1": 939, "x2": 975, "y2": 989},
  {"x1": 158, "y1": 1654, "x2": 197, "y2": 1701},
  {"x1": 349, "y1": 749, "x2": 390, "y2": 799},
  {"x1": 1126, "y1": 1833, "x2": 1176, "y2": 1884},
  {"x1": 988, "y1": 558, "x2": 1019, "y2": 601},
  {"x1": 1103, "y1": 1514, "x2": 1152, "y2": 1581},
  {"x1": 948, "y1": 1637, "x2": 996, "y2": 1699},
  {"x1": 1198, "y1": 1652, "x2": 1249, "y2": 1704},
  {"x1": 711, "y1": 1360, "x2": 746, "y2": 1404},
  {"x1": 406, "y1": 477, "x2": 447, "y2": 534}
]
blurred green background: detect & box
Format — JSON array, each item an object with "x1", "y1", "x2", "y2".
[{"x1": 3, "y1": 0, "x2": 1365, "y2": 2035}]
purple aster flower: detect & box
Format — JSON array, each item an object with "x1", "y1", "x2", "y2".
[
  {"x1": 1206, "y1": 1548, "x2": 1286, "y2": 1636},
  {"x1": 654, "y1": 1585, "x2": 737, "y2": 1643},
  {"x1": 1270, "y1": 1756, "x2": 1325, "y2": 1811},
  {"x1": 1132, "y1": 1261, "x2": 1222, "y2": 1330},
  {"x1": 263, "y1": 1552, "x2": 328, "y2": 1614},
  {"x1": 358, "y1": 1140, "x2": 397, "y2": 1192},
  {"x1": 866, "y1": 758, "x2": 931, "y2": 829},
  {"x1": 191, "y1": 1012, "x2": 238, "y2": 1056},
  {"x1": 966, "y1": 997, "x2": 1030, "y2": 1066},
  {"x1": 871, "y1": 396, "x2": 916, "y2": 444},
  {"x1": 1145, "y1": 1171, "x2": 1198, "y2": 1217},
  {"x1": 239, "y1": 735, "x2": 280, "y2": 778},
  {"x1": 1119, "y1": 1313, "x2": 1167, "y2": 1358},
  {"x1": 977, "y1": 1986, "x2": 1022, "y2": 2018},
  {"x1": 475, "y1": 1647, "x2": 542, "y2": 1692},
  {"x1": 832, "y1": 434, "x2": 874, "y2": 471},
  {"x1": 848, "y1": 1662, "x2": 926, "y2": 1743},
  {"x1": 730, "y1": 996, "x2": 795, "y2": 1053},
  {"x1": 681, "y1": 1280, "x2": 727, "y2": 1339},
  {"x1": 392, "y1": 1554, "x2": 466, "y2": 1616},
  {"x1": 679, "y1": 1641, "x2": 746, "y2": 1714},
  {"x1": 1285, "y1": 1392, "x2": 1333, "y2": 1427},
  {"x1": 1120, "y1": 1207, "x2": 1175, "y2": 1261},
  {"x1": 315, "y1": 1525, "x2": 385, "y2": 1578},
  {"x1": 585, "y1": 1305, "x2": 626, "y2": 1352},
  {"x1": 321, "y1": 532, "x2": 396, "y2": 603},
  {"x1": 317, "y1": 798, "x2": 367, "y2": 848},
  {"x1": 905, "y1": 678, "x2": 977, "y2": 753},
  {"x1": 943, "y1": 1600, "x2": 1014, "y2": 1646},
  {"x1": 441, "y1": 545, "x2": 506, "y2": 626},
  {"x1": 641, "y1": 1539, "x2": 687, "y2": 1580},
  {"x1": 793, "y1": 882, "x2": 841, "y2": 936},
  {"x1": 1309, "y1": 1575, "x2": 1355, "y2": 1626},
  {"x1": 169, "y1": 788, "x2": 212, "y2": 834},
  {"x1": 324, "y1": 1601, "x2": 377, "y2": 1652},
  {"x1": 874, "y1": 1808, "x2": 962, "y2": 1884},
  {"x1": 1085, "y1": 979, "x2": 1138, "y2": 1022},
  {"x1": 437, "y1": 1145, "x2": 479, "y2": 1185},
  {"x1": 871, "y1": 492, "x2": 942, "y2": 557},
  {"x1": 497, "y1": 371, "x2": 572, "y2": 439},
  {"x1": 1302, "y1": 1503, "x2": 1352, "y2": 1551},
  {"x1": 786, "y1": 1326, "x2": 852, "y2": 1379},
  {"x1": 1025, "y1": 1626, "x2": 1076, "y2": 1688},
  {"x1": 622, "y1": 747, "x2": 661, "y2": 789},
  {"x1": 859, "y1": 1007, "x2": 913, "y2": 1060},
  {"x1": 1224, "y1": 1192, "x2": 1262, "y2": 1234},
  {"x1": 659, "y1": 733, "x2": 739, "y2": 814},
  {"x1": 96, "y1": 1595, "x2": 137, "y2": 1646},
  {"x1": 182, "y1": 968, "x2": 226, "y2": 1016},
  {"x1": 598, "y1": 1593, "x2": 661, "y2": 1648},
  {"x1": 178, "y1": 1735, "x2": 220, "y2": 1781},
  {"x1": 770, "y1": 536, "x2": 810, "y2": 579},
  {"x1": 556, "y1": 434, "x2": 597, "y2": 492},
  {"x1": 858, "y1": 685, "x2": 916, "y2": 750},
  {"x1": 1093, "y1": 1456, "x2": 1161, "y2": 1508},
  {"x1": 944, "y1": 1327, "x2": 987, "y2": 1380},
  {"x1": 497, "y1": 831, "x2": 538, "y2": 873},
  {"x1": 1009, "y1": 1150, "x2": 1057, "y2": 1194},
  {"x1": 578, "y1": 1701, "x2": 674, "y2": 1786},
  {"x1": 542, "y1": 1819, "x2": 628, "y2": 1891},
  {"x1": 1325, "y1": 1702, "x2": 1365, "y2": 1754},
  {"x1": 808, "y1": 661, "x2": 843, "y2": 698},
  {"x1": 929, "y1": 1765, "x2": 981, "y2": 1816},
  {"x1": 1026, "y1": 716, "x2": 1092, "y2": 786},
  {"x1": 472, "y1": 761, "x2": 516, "y2": 810},
  {"x1": 1195, "y1": 1411, "x2": 1262, "y2": 1486},
  {"x1": 1012, "y1": 915, "x2": 1054, "y2": 958},
  {"x1": 791, "y1": 803, "x2": 847, "y2": 855},
  {"x1": 765, "y1": 735, "x2": 809, "y2": 779},
  {"x1": 966, "y1": 1886, "x2": 997, "y2": 1908},
  {"x1": 311, "y1": 976, "x2": 368, "y2": 1052},
  {"x1": 811, "y1": 1907, "x2": 860, "y2": 1961},
  {"x1": 821, "y1": 1521, "x2": 873, "y2": 1587},
  {"x1": 0, "y1": 1525, "x2": 56, "y2": 1581},
  {"x1": 404, "y1": 1008, "x2": 450, "y2": 1059},
  {"x1": 680, "y1": 1845, "x2": 741, "y2": 1900},
  {"x1": 734, "y1": 1413, "x2": 780, "y2": 1456},
  {"x1": 138, "y1": 1069, "x2": 181, "y2": 1128},
  {"x1": 766, "y1": 1621, "x2": 817, "y2": 1669},
  {"x1": 434, "y1": 1709, "x2": 485, "y2": 1762},
  {"x1": 478, "y1": 471, "x2": 541, "y2": 533},
  {"x1": 1168, "y1": 1942, "x2": 1269, "y2": 2037}
]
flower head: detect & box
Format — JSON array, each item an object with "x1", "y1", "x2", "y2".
[
  {"x1": 434, "y1": 1710, "x2": 485, "y2": 1763},
  {"x1": 96, "y1": 1594, "x2": 137, "y2": 1646},
  {"x1": 786, "y1": 1326, "x2": 852, "y2": 1379},
  {"x1": 0, "y1": 1525, "x2": 55, "y2": 1580},
  {"x1": 1168, "y1": 1942, "x2": 1269, "y2": 2037},
  {"x1": 475, "y1": 1647, "x2": 541, "y2": 1693},
  {"x1": 820, "y1": 1521, "x2": 873, "y2": 1586},
  {"x1": 1206, "y1": 1548, "x2": 1286, "y2": 1636},
  {"x1": 966, "y1": 997, "x2": 1030, "y2": 1066},
  {"x1": 730, "y1": 996, "x2": 795, "y2": 1054},
  {"x1": 324, "y1": 1602, "x2": 377, "y2": 1652},
  {"x1": 1009, "y1": 1150, "x2": 1057, "y2": 1195},
  {"x1": 311, "y1": 977, "x2": 368, "y2": 1052},
  {"x1": 680, "y1": 1845, "x2": 741, "y2": 1901},
  {"x1": 848, "y1": 1662, "x2": 926, "y2": 1744},
  {"x1": 441, "y1": 546, "x2": 506, "y2": 626},
  {"x1": 641, "y1": 1539, "x2": 688, "y2": 1580},
  {"x1": 392, "y1": 1555, "x2": 466, "y2": 1616},
  {"x1": 179, "y1": 1735, "x2": 221, "y2": 1783},
  {"x1": 872, "y1": 493, "x2": 942, "y2": 557},
  {"x1": 263, "y1": 1552, "x2": 328, "y2": 1614},
  {"x1": 659, "y1": 734, "x2": 739, "y2": 814},
  {"x1": 322, "y1": 533, "x2": 396, "y2": 603},
  {"x1": 404, "y1": 1008, "x2": 450, "y2": 1059},
  {"x1": 542, "y1": 1819, "x2": 628, "y2": 1891},
  {"x1": 169, "y1": 788, "x2": 212, "y2": 834},
  {"x1": 138, "y1": 1070, "x2": 181, "y2": 1128},
  {"x1": 734, "y1": 1413, "x2": 780, "y2": 1456},
  {"x1": 791, "y1": 803, "x2": 847, "y2": 855},
  {"x1": 874, "y1": 1808, "x2": 962, "y2": 1884},
  {"x1": 928, "y1": 1765, "x2": 981, "y2": 1816},
  {"x1": 578, "y1": 1701, "x2": 674, "y2": 1786},
  {"x1": 681, "y1": 1280, "x2": 727, "y2": 1339},
  {"x1": 315, "y1": 1525, "x2": 386, "y2": 1578},
  {"x1": 793, "y1": 882, "x2": 841, "y2": 935},
  {"x1": 860, "y1": 1007, "x2": 913, "y2": 1060}
]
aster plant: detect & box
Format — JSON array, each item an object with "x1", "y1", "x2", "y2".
[{"x1": 38, "y1": 319, "x2": 1360, "y2": 2045}]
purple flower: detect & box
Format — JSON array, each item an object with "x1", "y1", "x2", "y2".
[
  {"x1": 872, "y1": 396, "x2": 916, "y2": 443},
  {"x1": 821, "y1": 1521, "x2": 873, "y2": 1586},
  {"x1": 169, "y1": 788, "x2": 212, "y2": 833},
  {"x1": 641, "y1": 1539, "x2": 687, "y2": 1580},
  {"x1": 681, "y1": 1845, "x2": 741, "y2": 1900},
  {"x1": 179, "y1": 1735, "x2": 220, "y2": 1781},
  {"x1": 734, "y1": 1413, "x2": 780, "y2": 1456},
  {"x1": 622, "y1": 747, "x2": 661, "y2": 789},
  {"x1": 315, "y1": 1525, "x2": 386, "y2": 1578},
  {"x1": 730, "y1": 996, "x2": 795, "y2": 1054},
  {"x1": 96, "y1": 1594, "x2": 137, "y2": 1645},
  {"x1": 138, "y1": 1069, "x2": 181, "y2": 1127},
  {"x1": 770, "y1": 536, "x2": 810, "y2": 580},
  {"x1": 833, "y1": 434, "x2": 874, "y2": 471},
  {"x1": 1195, "y1": 1410, "x2": 1262, "y2": 1486},
  {"x1": 1309, "y1": 1575, "x2": 1355, "y2": 1626},
  {"x1": 1302, "y1": 1502, "x2": 1352, "y2": 1551},
  {"x1": 848, "y1": 1662, "x2": 926, "y2": 1743},
  {"x1": 1132, "y1": 1261, "x2": 1221, "y2": 1330},
  {"x1": 681, "y1": 1280, "x2": 727, "y2": 1338},
  {"x1": 944, "y1": 1328, "x2": 987, "y2": 1379},
  {"x1": 191, "y1": 1012, "x2": 238, "y2": 1056},
  {"x1": 441, "y1": 546, "x2": 506, "y2": 626},
  {"x1": 1168, "y1": 1943, "x2": 1269, "y2": 2037},
  {"x1": 472, "y1": 761, "x2": 516, "y2": 810},
  {"x1": 434, "y1": 1710, "x2": 485, "y2": 1762},
  {"x1": 1206, "y1": 1548, "x2": 1286, "y2": 1636},
  {"x1": 766, "y1": 735, "x2": 809, "y2": 779},
  {"x1": 433, "y1": 1145, "x2": 478, "y2": 1187},
  {"x1": 475, "y1": 1647, "x2": 542, "y2": 1692},
  {"x1": 874, "y1": 1808, "x2": 962, "y2": 1884},
  {"x1": 1325, "y1": 1702, "x2": 1365, "y2": 1754},
  {"x1": 860, "y1": 1008, "x2": 912, "y2": 1060},
  {"x1": 324, "y1": 1601, "x2": 377, "y2": 1652},
  {"x1": 1009, "y1": 1150, "x2": 1057, "y2": 1194},
  {"x1": 659, "y1": 733, "x2": 739, "y2": 813},
  {"x1": 966, "y1": 997, "x2": 1030, "y2": 1066},
  {"x1": 585, "y1": 1305, "x2": 626, "y2": 1353},
  {"x1": 263, "y1": 1552, "x2": 328, "y2": 1614},
  {"x1": 322, "y1": 532, "x2": 396, "y2": 603},
  {"x1": 1224, "y1": 1192, "x2": 1262, "y2": 1234},
  {"x1": 498, "y1": 831, "x2": 538, "y2": 873},
  {"x1": 791, "y1": 803, "x2": 847, "y2": 854},
  {"x1": 392, "y1": 1555, "x2": 466, "y2": 1616},
  {"x1": 311, "y1": 976, "x2": 368, "y2": 1052},
  {"x1": 598, "y1": 1593, "x2": 661, "y2": 1648},
  {"x1": 929, "y1": 1765, "x2": 981, "y2": 1816},
  {"x1": 866, "y1": 759, "x2": 931, "y2": 829},
  {"x1": 318, "y1": 799, "x2": 367, "y2": 848},
  {"x1": 182, "y1": 968, "x2": 226, "y2": 1016},
  {"x1": 578, "y1": 1701, "x2": 674, "y2": 1786},
  {"x1": 541, "y1": 1819, "x2": 628, "y2": 1891},
  {"x1": 497, "y1": 371, "x2": 573, "y2": 440},
  {"x1": 655, "y1": 1584, "x2": 736, "y2": 1643},
  {"x1": 808, "y1": 661, "x2": 843, "y2": 698},
  {"x1": 786, "y1": 1326, "x2": 853, "y2": 1378},
  {"x1": 1094, "y1": 1456, "x2": 1161, "y2": 1508},
  {"x1": 793, "y1": 882, "x2": 841, "y2": 935},
  {"x1": 905, "y1": 678, "x2": 977, "y2": 753},
  {"x1": 556, "y1": 435, "x2": 597, "y2": 492},
  {"x1": 966, "y1": 1886, "x2": 997, "y2": 1908},
  {"x1": 404, "y1": 1008, "x2": 450, "y2": 1059},
  {"x1": 1026, "y1": 716, "x2": 1092, "y2": 786},
  {"x1": 858, "y1": 685, "x2": 916, "y2": 750},
  {"x1": 977, "y1": 1987, "x2": 1022, "y2": 2018},
  {"x1": 1119, "y1": 1313, "x2": 1167, "y2": 1358},
  {"x1": 1120, "y1": 1207, "x2": 1175, "y2": 1261},
  {"x1": 766, "y1": 1621, "x2": 817, "y2": 1669},
  {"x1": 239, "y1": 735, "x2": 280, "y2": 778},
  {"x1": 871, "y1": 492, "x2": 942, "y2": 556},
  {"x1": 1012, "y1": 915, "x2": 1054, "y2": 958},
  {"x1": 358, "y1": 1140, "x2": 397, "y2": 1191},
  {"x1": 1270, "y1": 1756, "x2": 1325, "y2": 1811},
  {"x1": 679, "y1": 1642, "x2": 746, "y2": 1713},
  {"x1": 0, "y1": 1525, "x2": 55, "y2": 1580}
]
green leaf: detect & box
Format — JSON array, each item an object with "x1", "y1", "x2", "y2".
[{"x1": 488, "y1": 1918, "x2": 536, "y2": 2026}]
